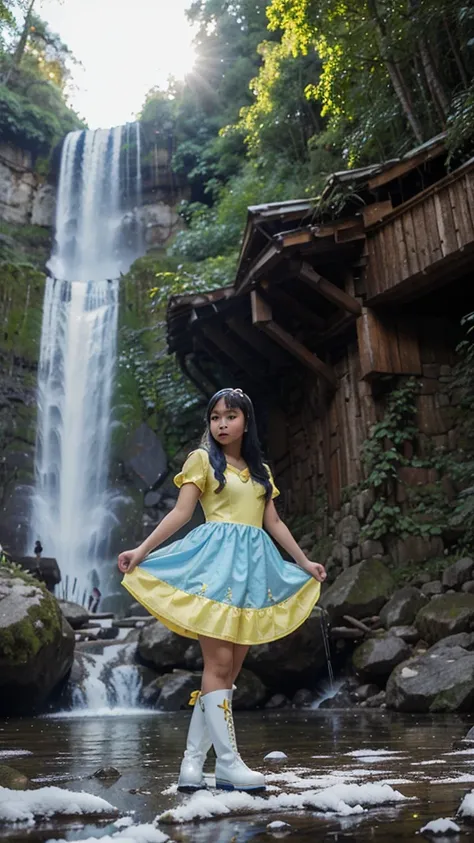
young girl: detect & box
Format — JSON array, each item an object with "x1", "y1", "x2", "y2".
[{"x1": 118, "y1": 388, "x2": 326, "y2": 793}]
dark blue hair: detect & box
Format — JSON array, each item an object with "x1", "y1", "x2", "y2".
[{"x1": 201, "y1": 388, "x2": 273, "y2": 501}]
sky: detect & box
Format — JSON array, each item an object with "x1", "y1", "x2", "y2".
[{"x1": 37, "y1": 0, "x2": 196, "y2": 129}]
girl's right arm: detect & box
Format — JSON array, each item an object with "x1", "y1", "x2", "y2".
[{"x1": 117, "y1": 483, "x2": 201, "y2": 574}]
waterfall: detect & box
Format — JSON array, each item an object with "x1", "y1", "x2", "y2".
[
  {"x1": 30, "y1": 124, "x2": 143, "y2": 603},
  {"x1": 70, "y1": 646, "x2": 145, "y2": 715}
]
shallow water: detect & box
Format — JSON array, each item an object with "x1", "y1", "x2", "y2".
[{"x1": 2, "y1": 708, "x2": 474, "y2": 842}]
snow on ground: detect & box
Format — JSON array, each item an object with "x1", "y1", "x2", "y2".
[
  {"x1": 157, "y1": 782, "x2": 409, "y2": 824},
  {"x1": 458, "y1": 788, "x2": 474, "y2": 818},
  {"x1": 0, "y1": 749, "x2": 32, "y2": 758},
  {"x1": 432, "y1": 774, "x2": 474, "y2": 784},
  {"x1": 345, "y1": 750, "x2": 405, "y2": 758},
  {"x1": 419, "y1": 817, "x2": 461, "y2": 835},
  {"x1": 0, "y1": 786, "x2": 116, "y2": 823},
  {"x1": 45, "y1": 825, "x2": 170, "y2": 843}
]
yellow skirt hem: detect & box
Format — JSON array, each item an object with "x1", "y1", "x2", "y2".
[{"x1": 122, "y1": 570, "x2": 320, "y2": 646}]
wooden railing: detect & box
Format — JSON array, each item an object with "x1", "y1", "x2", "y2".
[{"x1": 365, "y1": 158, "x2": 474, "y2": 303}]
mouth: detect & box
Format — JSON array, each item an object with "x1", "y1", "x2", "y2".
[{"x1": 218, "y1": 432, "x2": 229, "y2": 438}]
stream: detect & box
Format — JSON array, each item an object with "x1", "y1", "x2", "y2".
[{"x1": 2, "y1": 709, "x2": 474, "y2": 841}]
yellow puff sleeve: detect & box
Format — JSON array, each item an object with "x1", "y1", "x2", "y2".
[
  {"x1": 264, "y1": 463, "x2": 280, "y2": 499},
  {"x1": 173, "y1": 449, "x2": 208, "y2": 493}
]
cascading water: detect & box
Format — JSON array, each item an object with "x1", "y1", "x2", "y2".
[{"x1": 30, "y1": 124, "x2": 144, "y2": 604}]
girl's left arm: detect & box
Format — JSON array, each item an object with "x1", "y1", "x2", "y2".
[{"x1": 263, "y1": 500, "x2": 327, "y2": 582}]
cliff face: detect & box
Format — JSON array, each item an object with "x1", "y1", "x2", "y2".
[{"x1": 0, "y1": 143, "x2": 55, "y2": 227}]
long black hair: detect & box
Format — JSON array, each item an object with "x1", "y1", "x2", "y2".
[{"x1": 201, "y1": 388, "x2": 273, "y2": 501}]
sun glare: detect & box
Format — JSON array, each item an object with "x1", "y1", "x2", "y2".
[{"x1": 38, "y1": 0, "x2": 198, "y2": 129}]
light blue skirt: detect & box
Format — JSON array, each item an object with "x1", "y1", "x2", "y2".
[{"x1": 122, "y1": 521, "x2": 321, "y2": 644}]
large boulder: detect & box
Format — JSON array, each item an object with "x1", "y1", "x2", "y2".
[
  {"x1": 0, "y1": 567, "x2": 74, "y2": 715},
  {"x1": 58, "y1": 599, "x2": 89, "y2": 630},
  {"x1": 386, "y1": 647, "x2": 474, "y2": 712},
  {"x1": 233, "y1": 669, "x2": 267, "y2": 710},
  {"x1": 245, "y1": 607, "x2": 330, "y2": 692},
  {"x1": 320, "y1": 559, "x2": 395, "y2": 623},
  {"x1": 380, "y1": 587, "x2": 428, "y2": 629},
  {"x1": 154, "y1": 670, "x2": 203, "y2": 711},
  {"x1": 415, "y1": 594, "x2": 474, "y2": 644},
  {"x1": 352, "y1": 634, "x2": 411, "y2": 682},
  {"x1": 442, "y1": 558, "x2": 474, "y2": 589},
  {"x1": 138, "y1": 621, "x2": 190, "y2": 670}
]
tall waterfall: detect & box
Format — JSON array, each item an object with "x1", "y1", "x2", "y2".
[{"x1": 30, "y1": 125, "x2": 143, "y2": 603}]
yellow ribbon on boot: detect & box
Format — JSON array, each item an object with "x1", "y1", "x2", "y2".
[{"x1": 188, "y1": 689, "x2": 201, "y2": 707}]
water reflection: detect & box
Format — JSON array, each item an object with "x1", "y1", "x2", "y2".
[{"x1": 1, "y1": 709, "x2": 474, "y2": 842}]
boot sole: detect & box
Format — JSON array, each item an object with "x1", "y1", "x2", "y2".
[
  {"x1": 177, "y1": 783, "x2": 207, "y2": 793},
  {"x1": 215, "y1": 781, "x2": 266, "y2": 792}
]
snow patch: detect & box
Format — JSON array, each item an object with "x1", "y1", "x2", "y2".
[
  {"x1": 267, "y1": 820, "x2": 291, "y2": 829},
  {"x1": 0, "y1": 786, "x2": 116, "y2": 823},
  {"x1": 0, "y1": 749, "x2": 33, "y2": 758},
  {"x1": 419, "y1": 818, "x2": 461, "y2": 835},
  {"x1": 401, "y1": 667, "x2": 418, "y2": 678},
  {"x1": 45, "y1": 825, "x2": 169, "y2": 843},
  {"x1": 345, "y1": 750, "x2": 404, "y2": 758},
  {"x1": 157, "y1": 782, "x2": 408, "y2": 824},
  {"x1": 265, "y1": 751, "x2": 288, "y2": 760},
  {"x1": 458, "y1": 789, "x2": 474, "y2": 817}
]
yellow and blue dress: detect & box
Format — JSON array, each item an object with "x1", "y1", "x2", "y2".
[{"x1": 122, "y1": 449, "x2": 320, "y2": 645}]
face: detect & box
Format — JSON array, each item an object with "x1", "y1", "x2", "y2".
[{"x1": 209, "y1": 397, "x2": 246, "y2": 447}]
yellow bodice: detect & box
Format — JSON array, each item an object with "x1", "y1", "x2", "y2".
[{"x1": 173, "y1": 449, "x2": 279, "y2": 528}]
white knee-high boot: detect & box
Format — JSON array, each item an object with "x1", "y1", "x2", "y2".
[
  {"x1": 177, "y1": 691, "x2": 212, "y2": 791},
  {"x1": 177, "y1": 686, "x2": 237, "y2": 791},
  {"x1": 201, "y1": 688, "x2": 265, "y2": 792}
]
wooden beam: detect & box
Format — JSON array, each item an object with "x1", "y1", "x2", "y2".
[
  {"x1": 251, "y1": 291, "x2": 336, "y2": 388},
  {"x1": 317, "y1": 310, "x2": 357, "y2": 343},
  {"x1": 367, "y1": 142, "x2": 445, "y2": 190},
  {"x1": 200, "y1": 323, "x2": 267, "y2": 381},
  {"x1": 357, "y1": 307, "x2": 422, "y2": 380},
  {"x1": 226, "y1": 316, "x2": 290, "y2": 367},
  {"x1": 362, "y1": 200, "x2": 393, "y2": 227},
  {"x1": 292, "y1": 261, "x2": 362, "y2": 315}
]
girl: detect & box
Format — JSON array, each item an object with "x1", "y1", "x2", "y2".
[{"x1": 118, "y1": 388, "x2": 326, "y2": 793}]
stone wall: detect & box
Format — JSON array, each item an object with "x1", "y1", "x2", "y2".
[{"x1": 0, "y1": 143, "x2": 55, "y2": 226}]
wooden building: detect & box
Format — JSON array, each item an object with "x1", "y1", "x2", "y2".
[{"x1": 167, "y1": 136, "x2": 474, "y2": 528}]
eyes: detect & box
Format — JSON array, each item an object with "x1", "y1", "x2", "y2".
[{"x1": 211, "y1": 413, "x2": 238, "y2": 422}]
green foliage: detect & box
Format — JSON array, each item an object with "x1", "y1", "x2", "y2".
[
  {"x1": 361, "y1": 379, "x2": 449, "y2": 542},
  {"x1": 0, "y1": 10, "x2": 83, "y2": 165}
]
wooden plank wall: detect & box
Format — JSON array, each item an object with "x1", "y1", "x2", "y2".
[
  {"x1": 277, "y1": 317, "x2": 459, "y2": 517},
  {"x1": 366, "y1": 163, "x2": 474, "y2": 300}
]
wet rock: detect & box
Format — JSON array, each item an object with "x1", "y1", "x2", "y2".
[
  {"x1": 462, "y1": 581, "x2": 474, "y2": 594},
  {"x1": 352, "y1": 634, "x2": 411, "y2": 682},
  {"x1": 387, "y1": 625, "x2": 420, "y2": 644},
  {"x1": 353, "y1": 683, "x2": 381, "y2": 702},
  {"x1": 245, "y1": 607, "x2": 330, "y2": 692},
  {"x1": 386, "y1": 646, "x2": 474, "y2": 712},
  {"x1": 292, "y1": 688, "x2": 313, "y2": 708},
  {"x1": 183, "y1": 642, "x2": 203, "y2": 671},
  {"x1": 351, "y1": 489, "x2": 375, "y2": 521},
  {"x1": 415, "y1": 594, "x2": 474, "y2": 644},
  {"x1": 410, "y1": 572, "x2": 432, "y2": 588},
  {"x1": 442, "y1": 557, "x2": 474, "y2": 589},
  {"x1": 126, "y1": 601, "x2": 150, "y2": 618},
  {"x1": 155, "y1": 670, "x2": 203, "y2": 711},
  {"x1": 57, "y1": 599, "x2": 90, "y2": 629},
  {"x1": 124, "y1": 423, "x2": 167, "y2": 490},
  {"x1": 428, "y1": 632, "x2": 474, "y2": 652},
  {"x1": 380, "y1": 587, "x2": 428, "y2": 629},
  {"x1": 0, "y1": 568, "x2": 75, "y2": 715},
  {"x1": 138, "y1": 621, "x2": 190, "y2": 670},
  {"x1": 320, "y1": 559, "x2": 395, "y2": 623},
  {"x1": 233, "y1": 669, "x2": 266, "y2": 710},
  {"x1": 265, "y1": 694, "x2": 290, "y2": 710},
  {"x1": 0, "y1": 764, "x2": 30, "y2": 790},
  {"x1": 17, "y1": 556, "x2": 61, "y2": 592},
  {"x1": 420, "y1": 580, "x2": 443, "y2": 597},
  {"x1": 92, "y1": 767, "x2": 121, "y2": 780},
  {"x1": 362, "y1": 690, "x2": 386, "y2": 708}
]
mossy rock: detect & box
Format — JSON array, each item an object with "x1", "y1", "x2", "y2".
[
  {"x1": 0, "y1": 764, "x2": 30, "y2": 790},
  {"x1": 320, "y1": 559, "x2": 395, "y2": 623},
  {"x1": 0, "y1": 565, "x2": 75, "y2": 715},
  {"x1": 386, "y1": 646, "x2": 474, "y2": 712},
  {"x1": 415, "y1": 594, "x2": 474, "y2": 644}
]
